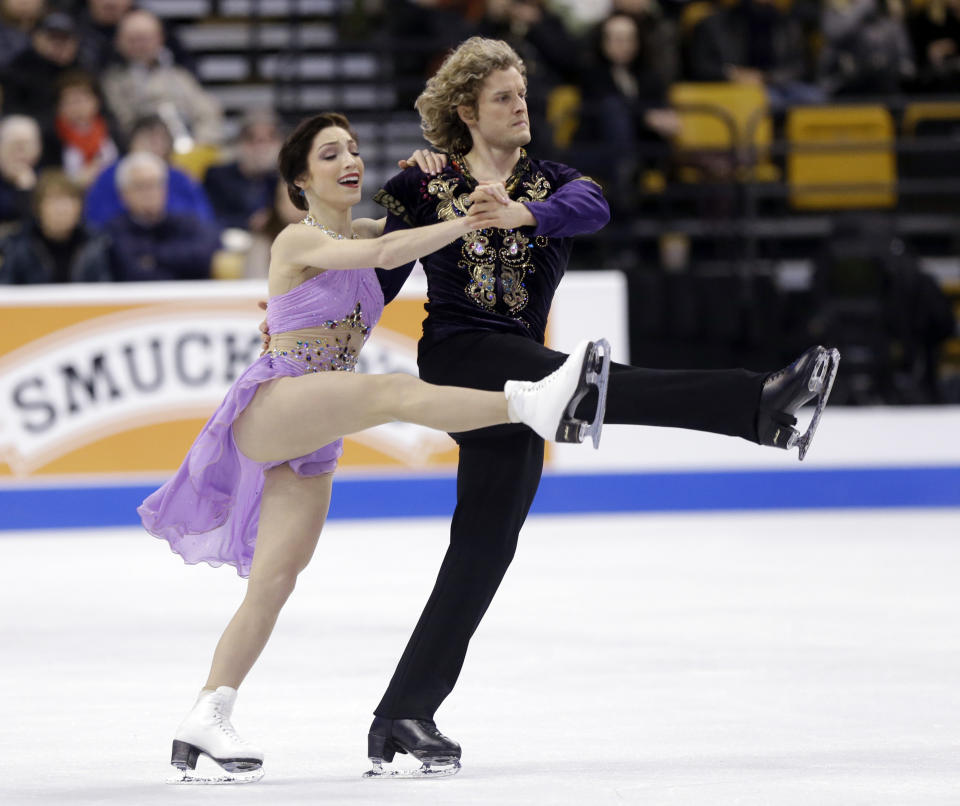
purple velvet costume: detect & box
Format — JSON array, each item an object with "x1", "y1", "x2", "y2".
[{"x1": 138, "y1": 267, "x2": 384, "y2": 577}]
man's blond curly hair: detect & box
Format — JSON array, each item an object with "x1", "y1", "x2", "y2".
[{"x1": 415, "y1": 37, "x2": 526, "y2": 155}]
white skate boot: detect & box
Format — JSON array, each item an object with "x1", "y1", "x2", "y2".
[
  {"x1": 168, "y1": 686, "x2": 264, "y2": 784},
  {"x1": 505, "y1": 339, "x2": 611, "y2": 448}
]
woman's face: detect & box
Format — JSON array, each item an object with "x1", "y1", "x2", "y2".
[
  {"x1": 298, "y1": 126, "x2": 363, "y2": 208},
  {"x1": 58, "y1": 85, "x2": 100, "y2": 126},
  {"x1": 39, "y1": 189, "x2": 82, "y2": 240},
  {"x1": 602, "y1": 15, "x2": 640, "y2": 67}
]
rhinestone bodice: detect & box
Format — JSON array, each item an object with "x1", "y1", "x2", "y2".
[{"x1": 266, "y1": 264, "x2": 383, "y2": 373}]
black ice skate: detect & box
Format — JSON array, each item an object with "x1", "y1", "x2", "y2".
[
  {"x1": 505, "y1": 338, "x2": 612, "y2": 448},
  {"x1": 758, "y1": 345, "x2": 841, "y2": 460},
  {"x1": 362, "y1": 717, "x2": 462, "y2": 778}
]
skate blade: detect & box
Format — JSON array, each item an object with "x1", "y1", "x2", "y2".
[
  {"x1": 167, "y1": 766, "x2": 264, "y2": 785},
  {"x1": 796, "y1": 348, "x2": 840, "y2": 461},
  {"x1": 363, "y1": 757, "x2": 461, "y2": 779},
  {"x1": 584, "y1": 338, "x2": 611, "y2": 449},
  {"x1": 555, "y1": 338, "x2": 612, "y2": 449}
]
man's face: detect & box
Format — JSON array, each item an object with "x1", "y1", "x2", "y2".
[
  {"x1": 238, "y1": 121, "x2": 281, "y2": 176},
  {"x1": 34, "y1": 29, "x2": 79, "y2": 65},
  {"x1": 466, "y1": 67, "x2": 530, "y2": 152},
  {"x1": 120, "y1": 162, "x2": 167, "y2": 225},
  {"x1": 116, "y1": 13, "x2": 164, "y2": 64},
  {"x1": 0, "y1": 125, "x2": 41, "y2": 171}
]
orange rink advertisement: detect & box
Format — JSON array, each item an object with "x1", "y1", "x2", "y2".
[{"x1": 0, "y1": 272, "x2": 628, "y2": 487}]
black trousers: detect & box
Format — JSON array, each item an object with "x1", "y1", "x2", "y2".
[{"x1": 374, "y1": 331, "x2": 765, "y2": 719}]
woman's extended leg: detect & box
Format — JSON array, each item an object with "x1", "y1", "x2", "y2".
[
  {"x1": 234, "y1": 372, "x2": 508, "y2": 464},
  {"x1": 205, "y1": 463, "x2": 333, "y2": 689}
]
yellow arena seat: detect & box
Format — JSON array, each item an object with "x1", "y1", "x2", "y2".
[
  {"x1": 668, "y1": 82, "x2": 777, "y2": 181},
  {"x1": 902, "y1": 101, "x2": 960, "y2": 136},
  {"x1": 170, "y1": 143, "x2": 222, "y2": 181},
  {"x1": 546, "y1": 84, "x2": 582, "y2": 150},
  {"x1": 786, "y1": 105, "x2": 896, "y2": 209}
]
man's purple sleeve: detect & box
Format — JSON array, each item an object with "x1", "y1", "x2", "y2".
[{"x1": 523, "y1": 177, "x2": 610, "y2": 238}]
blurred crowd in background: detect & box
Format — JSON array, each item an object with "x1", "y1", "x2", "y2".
[{"x1": 1, "y1": 0, "x2": 958, "y2": 402}]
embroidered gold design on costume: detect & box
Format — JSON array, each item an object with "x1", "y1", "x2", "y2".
[
  {"x1": 427, "y1": 175, "x2": 471, "y2": 222},
  {"x1": 372, "y1": 189, "x2": 414, "y2": 227},
  {"x1": 427, "y1": 154, "x2": 553, "y2": 323}
]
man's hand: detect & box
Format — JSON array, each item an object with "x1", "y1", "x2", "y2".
[
  {"x1": 466, "y1": 182, "x2": 536, "y2": 230},
  {"x1": 398, "y1": 149, "x2": 447, "y2": 175},
  {"x1": 257, "y1": 299, "x2": 271, "y2": 355}
]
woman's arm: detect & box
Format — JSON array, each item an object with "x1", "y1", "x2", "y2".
[{"x1": 271, "y1": 209, "x2": 496, "y2": 272}]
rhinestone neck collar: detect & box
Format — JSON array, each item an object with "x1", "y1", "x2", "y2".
[{"x1": 301, "y1": 214, "x2": 358, "y2": 240}]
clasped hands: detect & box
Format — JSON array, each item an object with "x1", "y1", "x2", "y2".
[{"x1": 400, "y1": 149, "x2": 535, "y2": 230}]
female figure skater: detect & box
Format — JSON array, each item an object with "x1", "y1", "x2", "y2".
[{"x1": 138, "y1": 112, "x2": 609, "y2": 784}]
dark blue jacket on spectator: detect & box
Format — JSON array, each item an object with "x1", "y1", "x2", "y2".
[
  {"x1": 85, "y1": 161, "x2": 215, "y2": 229},
  {"x1": 203, "y1": 162, "x2": 277, "y2": 230},
  {"x1": 0, "y1": 220, "x2": 112, "y2": 283},
  {"x1": 102, "y1": 213, "x2": 220, "y2": 281},
  {"x1": 0, "y1": 176, "x2": 31, "y2": 231}
]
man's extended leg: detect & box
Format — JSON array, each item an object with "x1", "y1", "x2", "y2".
[{"x1": 366, "y1": 334, "x2": 833, "y2": 773}]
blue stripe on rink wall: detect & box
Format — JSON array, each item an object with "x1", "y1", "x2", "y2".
[{"x1": 2, "y1": 466, "x2": 960, "y2": 530}]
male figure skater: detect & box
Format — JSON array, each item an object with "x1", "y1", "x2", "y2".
[{"x1": 362, "y1": 37, "x2": 839, "y2": 777}]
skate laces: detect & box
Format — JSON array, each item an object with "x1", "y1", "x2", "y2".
[
  {"x1": 210, "y1": 702, "x2": 250, "y2": 746},
  {"x1": 518, "y1": 359, "x2": 571, "y2": 395}
]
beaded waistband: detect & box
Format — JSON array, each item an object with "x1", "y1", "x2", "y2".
[{"x1": 269, "y1": 326, "x2": 363, "y2": 373}]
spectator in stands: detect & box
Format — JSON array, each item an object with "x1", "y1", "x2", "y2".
[
  {"x1": 0, "y1": 0, "x2": 44, "y2": 69},
  {"x1": 607, "y1": 0, "x2": 680, "y2": 87},
  {"x1": 76, "y1": 0, "x2": 194, "y2": 74},
  {"x1": 0, "y1": 168, "x2": 111, "y2": 283},
  {"x1": 45, "y1": 71, "x2": 119, "y2": 188},
  {"x1": 908, "y1": 0, "x2": 960, "y2": 92},
  {"x1": 100, "y1": 9, "x2": 223, "y2": 146},
  {"x1": 100, "y1": 151, "x2": 220, "y2": 281},
  {"x1": 84, "y1": 114, "x2": 214, "y2": 228},
  {"x1": 688, "y1": 0, "x2": 824, "y2": 108},
  {"x1": 203, "y1": 111, "x2": 282, "y2": 232},
  {"x1": 819, "y1": 0, "x2": 915, "y2": 97},
  {"x1": 477, "y1": 0, "x2": 581, "y2": 155},
  {"x1": 1, "y1": 11, "x2": 80, "y2": 130},
  {"x1": 575, "y1": 12, "x2": 679, "y2": 207},
  {"x1": 0, "y1": 114, "x2": 42, "y2": 230}
]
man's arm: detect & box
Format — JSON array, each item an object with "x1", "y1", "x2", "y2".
[
  {"x1": 375, "y1": 212, "x2": 416, "y2": 305},
  {"x1": 522, "y1": 175, "x2": 610, "y2": 238}
]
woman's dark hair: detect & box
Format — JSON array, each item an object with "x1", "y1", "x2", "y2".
[{"x1": 278, "y1": 112, "x2": 357, "y2": 211}]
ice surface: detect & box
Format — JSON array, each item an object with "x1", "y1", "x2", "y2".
[{"x1": 2, "y1": 509, "x2": 959, "y2": 805}]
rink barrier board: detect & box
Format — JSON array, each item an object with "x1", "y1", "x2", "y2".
[{"x1": 2, "y1": 466, "x2": 959, "y2": 530}]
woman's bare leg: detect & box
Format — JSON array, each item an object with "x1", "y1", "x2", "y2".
[
  {"x1": 234, "y1": 372, "x2": 508, "y2": 464},
  {"x1": 203, "y1": 464, "x2": 332, "y2": 690}
]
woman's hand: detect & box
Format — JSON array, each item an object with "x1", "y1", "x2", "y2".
[
  {"x1": 257, "y1": 300, "x2": 271, "y2": 355},
  {"x1": 398, "y1": 149, "x2": 447, "y2": 175},
  {"x1": 466, "y1": 182, "x2": 535, "y2": 230}
]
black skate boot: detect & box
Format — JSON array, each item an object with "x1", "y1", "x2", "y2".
[
  {"x1": 362, "y1": 716, "x2": 461, "y2": 778},
  {"x1": 758, "y1": 345, "x2": 841, "y2": 460}
]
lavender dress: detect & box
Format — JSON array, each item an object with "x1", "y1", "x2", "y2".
[{"x1": 138, "y1": 267, "x2": 384, "y2": 577}]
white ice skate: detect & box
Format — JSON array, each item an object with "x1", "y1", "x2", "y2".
[
  {"x1": 505, "y1": 339, "x2": 611, "y2": 448},
  {"x1": 168, "y1": 686, "x2": 264, "y2": 784}
]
